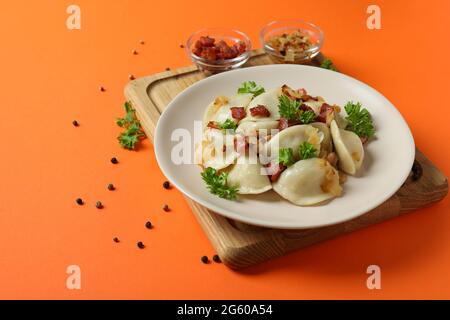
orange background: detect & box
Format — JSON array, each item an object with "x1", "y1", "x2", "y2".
[{"x1": 0, "y1": 0, "x2": 449, "y2": 299}]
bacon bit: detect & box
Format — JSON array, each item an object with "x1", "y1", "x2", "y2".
[
  {"x1": 234, "y1": 135, "x2": 249, "y2": 154},
  {"x1": 301, "y1": 94, "x2": 319, "y2": 101},
  {"x1": 278, "y1": 118, "x2": 300, "y2": 131},
  {"x1": 298, "y1": 88, "x2": 308, "y2": 96},
  {"x1": 207, "y1": 121, "x2": 220, "y2": 129},
  {"x1": 299, "y1": 104, "x2": 314, "y2": 112},
  {"x1": 316, "y1": 103, "x2": 334, "y2": 123},
  {"x1": 265, "y1": 162, "x2": 286, "y2": 182},
  {"x1": 230, "y1": 107, "x2": 246, "y2": 121},
  {"x1": 250, "y1": 105, "x2": 271, "y2": 117}
]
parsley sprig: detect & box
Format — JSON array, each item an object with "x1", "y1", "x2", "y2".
[
  {"x1": 218, "y1": 119, "x2": 238, "y2": 131},
  {"x1": 298, "y1": 142, "x2": 317, "y2": 160},
  {"x1": 278, "y1": 95, "x2": 317, "y2": 124},
  {"x1": 116, "y1": 102, "x2": 146, "y2": 150},
  {"x1": 320, "y1": 59, "x2": 338, "y2": 72},
  {"x1": 237, "y1": 81, "x2": 265, "y2": 97},
  {"x1": 344, "y1": 102, "x2": 375, "y2": 139},
  {"x1": 201, "y1": 167, "x2": 238, "y2": 200},
  {"x1": 278, "y1": 148, "x2": 295, "y2": 167}
]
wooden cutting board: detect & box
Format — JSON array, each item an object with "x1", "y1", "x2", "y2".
[{"x1": 124, "y1": 49, "x2": 448, "y2": 270}]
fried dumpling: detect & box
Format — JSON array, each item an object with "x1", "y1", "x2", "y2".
[
  {"x1": 272, "y1": 158, "x2": 342, "y2": 206},
  {"x1": 226, "y1": 156, "x2": 272, "y2": 194},
  {"x1": 330, "y1": 120, "x2": 364, "y2": 175},
  {"x1": 241, "y1": 87, "x2": 282, "y2": 122},
  {"x1": 310, "y1": 122, "x2": 332, "y2": 157},
  {"x1": 203, "y1": 93, "x2": 253, "y2": 127},
  {"x1": 236, "y1": 120, "x2": 279, "y2": 137},
  {"x1": 263, "y1": 124, "x2": 323, "y2": 162}
]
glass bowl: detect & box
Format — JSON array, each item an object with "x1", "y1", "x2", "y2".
[
  {"x1": 186, "y1": 28, "x2": 252, "y2": 73},
  {"x1": 260, "y1": 20, "x2": 324, "y2": 64}
]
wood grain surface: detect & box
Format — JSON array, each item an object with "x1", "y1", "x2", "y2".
[{"x1": 124, "y1": 49, "x2": 448, "y2": 269}]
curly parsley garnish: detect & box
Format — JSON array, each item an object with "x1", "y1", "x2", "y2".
[
  {"x1": 298, "y1": 142, "x2": 317, "y2": 160},
  {"x1": 320, "y1": 59, "x2": 338, "y2": 72},
  {"x1": 299, "y1": 110, "x2": 316, "y2": 124},
  {"x1": 344, "y1": 101, "x2": 375, "y2": 139},
  {"x1": 218, "y1": 119, "x2": 238, "y2": 131},
  {"x1": 237, "y1": 81, "x2": 265, "y2": 97},
  {"x1": 116, "y1": 102, "x2": 146, "y2": 150},
  {"x1": 278, "y1": 95, "x2": 301, "y2": 120},
  {"x1": 277, "y1": 148, "x2": 295, "y2": 167},
  {"x1": 201, "y1": 167, "x2": 238, "y2": 200}
]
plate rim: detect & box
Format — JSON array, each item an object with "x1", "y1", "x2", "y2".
[{"x1": 154, "y1": 64, "x2": 415, "y2": 229}]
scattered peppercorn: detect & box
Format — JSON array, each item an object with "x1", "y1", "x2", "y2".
[
  {"x1": 165, "y1": 67, "x2": 171, "y2": 71},
  {"x1": 72, "y1": 120, "x2": 79, "y2": 127},
  {"x1": 132, "y1": 49, "x2": 138, "y2": 55},
  {"x1": 179, "y1": 43, "x2": 184, "y2": 49},
  {"x1": 137, "y1": 241, "x2": 145, "y2": 249},
  {"x1": 162, "y1": 204, "x2": 170, "y2": 212},
  {"x1": 129, "y1": 74, "x2": 135, "y2": 80},
  {"x1": 113, "y1": 237, "x2": 120, "y2": 243},
  {"x1": 201, "y1": 256, "x2": 209, "y2": 264},
  {"x1": 145, "y1": 221, "x2": 152, "y2": 229},
  {"x1": 163, "y1": 181, "x2": 171, "y2": 189},
  {"x1": 107, "y1": 183, "x2": 115, "y2": 191},
  {"x1": 96, "y1": 201, "x2": 103, "y2": 209},
  {"x1": 139, "y1": 40, "x2": 145, "y2": 45},
  {"x1": 111, "y1": 157, "x2": 118, "y2": 164},
  {"x1": 100, "y1": 86, "x2": 105, "y2": 92},
  {"x1": 76, "y1": 198, "x2": 84, "y2": 205},
  {"x1": 213, "y1": 255, "x2": 221, "y2": 263}
]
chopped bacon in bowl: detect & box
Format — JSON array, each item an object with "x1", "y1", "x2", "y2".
[
  {"x1": 193, "y1": 36, "x2": 247, "y2": 62},
  {"x1": 250, "y1": 105, "x2": 271, "y2": 117}
]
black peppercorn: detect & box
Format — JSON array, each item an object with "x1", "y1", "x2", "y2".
[
  {"x1": 213, "y1": 255, "x2": 221, "y2": 263},
  {"x1": 145, "y1": 221, "x2": 152, "y2": 229},
  {"x1": 72, "y1": 120, "x2": 79, "y2": 127},
  {"x1": 165, "y1": 67, "x2": 171, "y2": 71},
  {"x1": 113, "y1": 237, "x2": 120, "y2": 243},
  {"x1": 163, "y1": 181, "x2": 171, "y2": 189},
  {"x1": 100, "y1": 86, "x2": 105, "y2": 92},
  {"x1": 111, "y1": 157, "x2": 118, "y2": 164},
  {"x1": 137, "y1": 241, "x2": 145, "y2": 249},
  {"x1": 76, "y1": 198, "x2": 84, "y2": 205},
  {"x1": 107, "y1": 183, "x2": 115, "y2": 191},
  {"x1": 162, "y1": 204, "x2": 170, "y2": 212},
  {"x1": 96, "y1": 201, "x2": 103, "y2": 209},
  {"x1": 201, "y1": 256, "x2": 209, "y2": 264}
]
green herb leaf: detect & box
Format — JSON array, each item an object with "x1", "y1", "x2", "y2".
[
  {"x1": 116, "y1": 101, "x2": 146, "y2": 150},
  {"x1": 277, "y1": 148, "x2": 295, "y2": 167},
  {"x1": 278, "y1": 94, "x2": 301, "y2": 120},
  {"x1": 218, "y1": 119, "x2": 238, "y2": 131},
  {"x1": 201, "y1": 167, "x2": 238, "y2": 200},
  {"x1": 299, "y1": 110, "x2": 316, "y2": 124},
  {"x1": 320, "y1": 59, "x2": 338, "y2": 71},
  {"x1": 298, "y1": 142, "x2": 317, "y2": 160},
  {"x1": 344, "y1": 101, "x2": 375, "y2": 138},
  {"x1": 237, "y1": 81, "x2": 265, "y2": 97}
]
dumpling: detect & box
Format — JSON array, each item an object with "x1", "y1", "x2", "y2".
[
  {"x1": 310, "y1": 122, "x2": 332, "y2": 157},
  {"x1": 195, "y1": 128, "x2": 238, "y2": 170},
  {"x1": 236, "y1": 120, "x2": 279, "y2": 137},
  {"x1": 330, "y1": 120, "x2": 364, "y2": 175},
  {"x1": 226, "y1": 156, "x2": 272, "y2": 194},
  {"x1": 203, "y1": 93, "x2": 253, "y2": 127},
  {"x1": 272, "y1": 158, "x2": 342, "y2": 206},
  {"x1": 263, "y1": 125, "x2": 323, "y2": 162},
  {"x1": 240, "y1": 87, "x2": 282, "y2": 122}
]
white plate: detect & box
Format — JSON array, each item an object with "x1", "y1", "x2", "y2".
[{"x1": 154, "y1": 64, "x2": 415, "y2": 229}]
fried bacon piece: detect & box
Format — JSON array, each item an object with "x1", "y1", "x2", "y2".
[
  {"x1": 250, "y1": 105, "x2": 271, "y2": 117},
  {"x1": 265, "y1": 161, "x2": 286, "y2": 182},
  {"x1": 278, "y1": 118, "x2": 300, "y2": 131},
  {"x1": 316, "y1": 103, "x2": 334, "y2": 123},
  {"x1": 230, "y1": 107, "x2": 246, "y2": 121},
  {"x1": 207, "y1": 121, "x2": 220, "y2": 129},
  {"x1": 193, "y1": 36, "x2": 246, "y2": 61}
]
